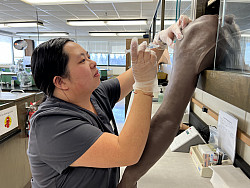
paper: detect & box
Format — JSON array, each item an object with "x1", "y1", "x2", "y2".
[{"x1": 218, "y1": 111, "x2": 238, "y2": 162}]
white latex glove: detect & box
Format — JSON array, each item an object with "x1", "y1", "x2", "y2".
[
  {"x1": 153, "y1": 15, "x2": 192, "y2": 49},
  {"x1": 131, "y1": 38, "x2": 158, "y2": 93}
]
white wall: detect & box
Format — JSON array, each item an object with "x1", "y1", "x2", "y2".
[
  {"x1": 192, "y1": 88, "x2": 250, "y2": 165},
  {"x1": 110, "y1": 66, "x2": 126, "y2": 75}
]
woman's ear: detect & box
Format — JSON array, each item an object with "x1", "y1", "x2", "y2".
[{"x1": 53, "y1": 76, "x2": 68, "y2": 90}]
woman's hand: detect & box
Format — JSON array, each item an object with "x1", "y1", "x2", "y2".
[
  {"x1": 131, "y1": 38, "x2": 158, "y2": 93},
  {"x1": 153, "y1": 15, "x2": 192, "y2": 49}
]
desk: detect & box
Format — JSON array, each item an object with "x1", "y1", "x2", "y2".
[
  {"x1": 120, "y1": 149, "x2": 213, "y2": 188},
  {"x1": 0, "y1": 92, "x2": 35, "y2": 101},
  {"x1": 1, "y1": 85, "x2": 39, "y2": 92},
  {"x1": 120, "y1": 102, "x2": 213, "y2": 187}
]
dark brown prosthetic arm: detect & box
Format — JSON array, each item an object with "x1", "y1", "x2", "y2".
[{"x1": 118, "y1": 15, "x2": 219, "y2": 188}]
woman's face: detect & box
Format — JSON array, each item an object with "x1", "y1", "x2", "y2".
[{"x1": 63, "y1": 41, "x2": 100, "y2": 96}]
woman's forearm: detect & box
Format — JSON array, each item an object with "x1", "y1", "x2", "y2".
[{"x1": 118, "y1": 91, "x2": 153, "y2": 164}]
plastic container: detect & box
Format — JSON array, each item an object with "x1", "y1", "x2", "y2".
[{"x1": 158, "y1": 88, "x2": 164, "y2": 103}]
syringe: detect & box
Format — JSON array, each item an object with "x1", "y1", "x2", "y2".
[{"x1": 125, "y1": 42, "x2": 163, "y2": 54}]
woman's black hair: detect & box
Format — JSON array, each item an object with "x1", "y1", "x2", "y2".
[{"x1": 31, "y1": 38, "x2": 74, "y2": 97}]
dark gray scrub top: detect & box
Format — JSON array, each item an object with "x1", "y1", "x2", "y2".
[{"x1": 27, "y1": 78, "x2": 121, "y2": 188}]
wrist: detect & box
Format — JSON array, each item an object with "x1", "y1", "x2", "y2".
[
  {"x1": 133, "y1": 76, "x2": 158, "y2": 93},
  {"x1": 134, "y1": 90, "x2": 154, "y2": 97}
]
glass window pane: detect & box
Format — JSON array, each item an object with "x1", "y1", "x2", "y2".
[
  {"x1": 90, "y1": 53, "x2": 108, "y2": 66},
  {"x1": 215, "y1": 1, "x2": 250, "y2": 73},
  {"x1": 0, "y1": 35, "x2": 13, "y2": 64},
  {"x1": 244, "y1": 42, "x2": 250, "y2": 69},
  {"x1": 109, "y1": 54, "x2": 126, "y2": 66}
]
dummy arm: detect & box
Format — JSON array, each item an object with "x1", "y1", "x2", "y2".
[{"x1": 118, "y1": 15, "x2": 219, "y2": 188}]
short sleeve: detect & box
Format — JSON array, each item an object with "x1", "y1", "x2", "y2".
[
  {"x1": 35, "y1": 114, "x2": 103, "y2": 174},
  {"x1": 97, "y1": 78, "x2": 120, "y2": 108}
]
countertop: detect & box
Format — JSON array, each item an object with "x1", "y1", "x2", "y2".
[
  {"x1": 1, "y1": 85, "x2": 39, "y2": 92},
  {"x1": 120, "y1": 149, "x2": 213, "y2": 188},
  {"x1": 119, "y1": 101, "x2": 213, "y2": 187},
  {"x1": 0, "y1": 92, "x2": 35, "y2": 102}
]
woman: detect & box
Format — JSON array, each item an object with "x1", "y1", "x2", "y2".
[
  {"x1": 27, "y1": 16, "x2": 190, "y2": 188},
  {"x1": 27, "y1": 36, "x2": 157, "y2": 188}
]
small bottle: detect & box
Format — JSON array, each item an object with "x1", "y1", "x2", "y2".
[{"x1": 158, "y1": 88, "x2": 164, "y2": 103}]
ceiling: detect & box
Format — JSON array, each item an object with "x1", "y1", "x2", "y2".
[
  {"x1": 0, "y1": 0, "x2": 195, "y2": 38},
  {"x1": 0, "y1": 0, "x2": 249, "y2": 38},
  {"x1": 0, "y1": 0, "x2": 161, "y2": 37}
]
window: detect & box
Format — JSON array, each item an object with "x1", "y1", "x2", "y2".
[
  {"x1": 244, "y1": 42, "x2": 250, "y2": 66},
  {"x1": 109, "y1": 53, "x2": 126, "y2": 66},
  {"x1": 109, "y1": 40, "x2": 126, "y2": 66},
  {"x1": 0, "y1": 35, "x2": 13, "y2": 64},
  {"x1": 86, "y1": 40, "x2": 127, "y2": 66},
  {"x1": 90, "y1": 53, "x2": 108, "y2": 66}
]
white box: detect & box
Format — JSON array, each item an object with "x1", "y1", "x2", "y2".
[{"x1": 170, "y1": 126, "x2": 206, "y2": 153}]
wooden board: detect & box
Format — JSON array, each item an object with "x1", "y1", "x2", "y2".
[{"x1": 197, "y1": 70, "x2": 250, "y2": 113}]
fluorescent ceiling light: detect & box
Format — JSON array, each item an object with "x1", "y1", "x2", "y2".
[
  {"x1": 159, "y1": 0, "x2": 192, "y2": 2},
  {"x1": 241, "y1": 34, "x2": 250, "y2": 37},
  {"x1": 226, "y1": 0, "x2": 250, "y2": 2},
  {"x1": 156, "y1": 20, "x2": 175, "y2": 26},
  {"x1": 89, "y1": 32, "x2": 146, "y2": 37},
  {"x1": 106, "y1": 19, "x2": 147, "y2": 26},
  {"x1": 0, "y1": 21, "x2": 43, "y2": 28},
  {"x1": 89, "y1": 33, "x2": 117, "y2": 37},
  {"x1": 67, "y1": 20, "x2": 106, "y2": 26},
  {"x1": 87, "y1": 0, "x2": 153, "y2": 2},
  {"x1": 16, "y1": 32, "x2": 69, "y2": 37},
  {"x1": 67, "y1": 19, "x2": 147, "y2": 26},
  {"x1": 117, "y1": 32, "x2": 145, "y2": 36},
  {"x1": 21, "y1": 0, "x2": 86, "y2": 5}
]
